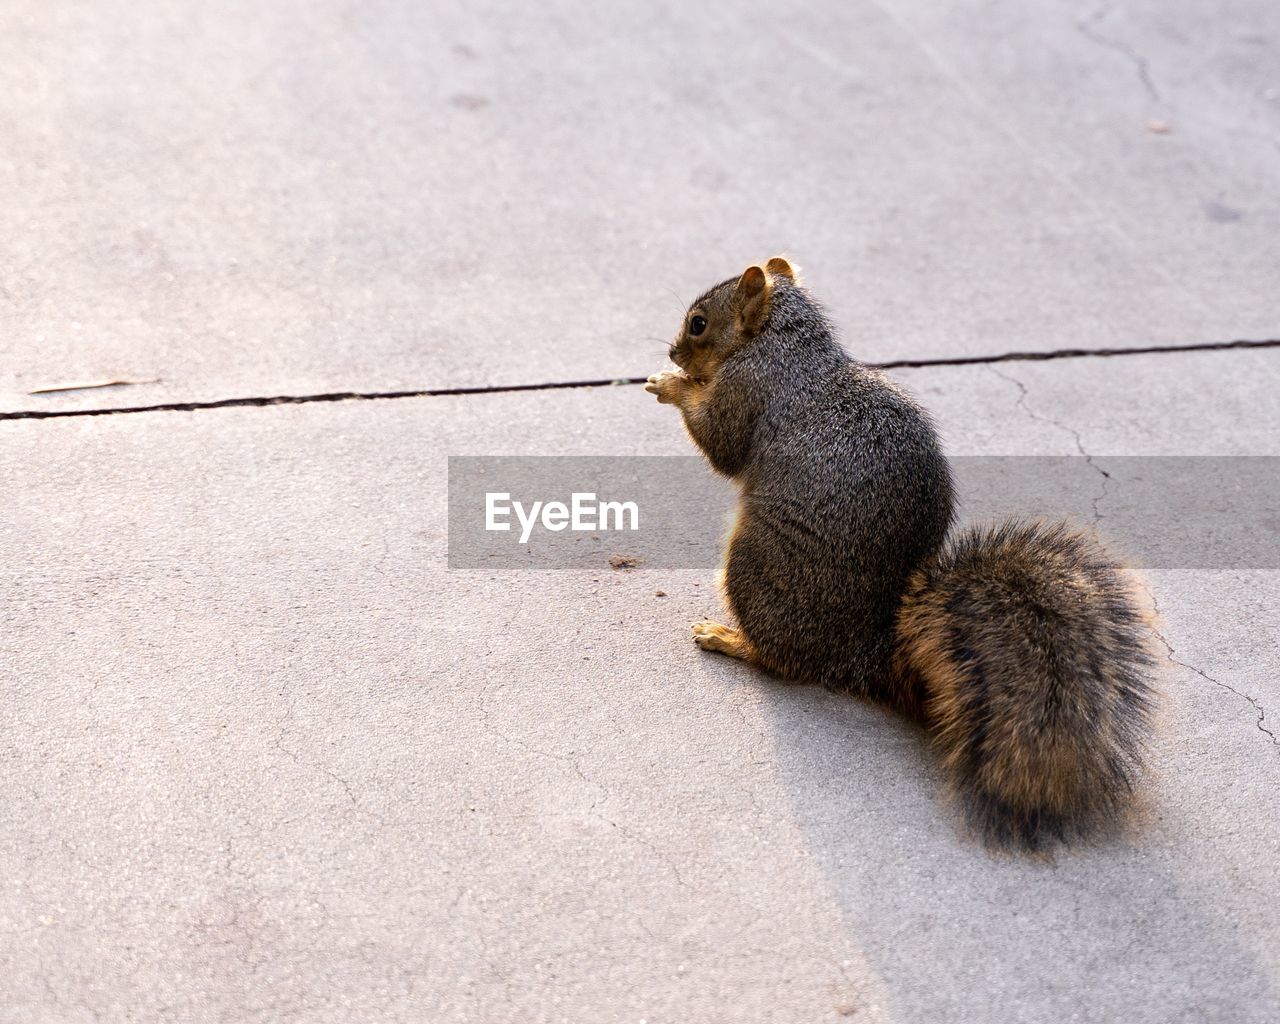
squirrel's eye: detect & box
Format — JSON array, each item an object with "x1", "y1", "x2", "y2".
[{"x1": 689, "y1": 315, "x2": 707, "y2": 337}]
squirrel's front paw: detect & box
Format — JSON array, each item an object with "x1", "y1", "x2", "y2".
[{"x1": 645, "y1": 371, "x2": 685, "y2": 405}]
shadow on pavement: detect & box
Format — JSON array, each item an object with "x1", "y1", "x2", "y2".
[{"x1": 710, "y1": 664, "x2": 1280, "y2": 1022}]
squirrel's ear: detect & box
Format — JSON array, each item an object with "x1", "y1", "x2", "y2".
[
  {"x1": 735, "y1": 265, "x2": 773, "y2": 333},
  {"x1": 765, "y1": 256, "x2": 799, "y2": 283}
]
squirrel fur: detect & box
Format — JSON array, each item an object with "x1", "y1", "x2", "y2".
[{"x1": 646, "y1": 258, "x2": 1157, "y2": 853}]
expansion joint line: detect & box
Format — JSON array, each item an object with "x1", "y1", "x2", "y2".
[{"x1": 2, "y1": 337, "x2": 1277, "y2": 422}]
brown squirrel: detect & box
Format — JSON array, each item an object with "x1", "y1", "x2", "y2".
[{"x1": 646, "y1": 258, "x2": 1157, "y2": 853}]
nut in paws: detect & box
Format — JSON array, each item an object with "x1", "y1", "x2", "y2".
[{"x1": 645, "y1": 372, "x2": 683, "y2": 404}]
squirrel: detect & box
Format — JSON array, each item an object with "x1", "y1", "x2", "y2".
[{"x1": 646, "y1": 257, "x2": 1158, "y2": 853}]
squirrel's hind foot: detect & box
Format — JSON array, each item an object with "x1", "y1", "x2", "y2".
[{"x1": 691, "y1": 620, "x2": 754, "y2": 661}]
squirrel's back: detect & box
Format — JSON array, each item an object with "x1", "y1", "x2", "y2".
[{"x1": 719, "y1": 285, "x2": 954, "y2": 694}]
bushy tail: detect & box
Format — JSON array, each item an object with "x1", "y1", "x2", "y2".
[{"x1": 893, "y1": 520, "x2": 1158, "y2": 853}]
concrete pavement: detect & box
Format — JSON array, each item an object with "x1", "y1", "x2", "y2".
[
  {"x1": 4, "y1": 351, "x2": 1279, "y2": 1022},
  {"x1": 2, "y1": 0, "x2": 1278, "y2": 412},
  {"x1": 2, "y1": 1, "x2": 1279, "y2": 1022}
]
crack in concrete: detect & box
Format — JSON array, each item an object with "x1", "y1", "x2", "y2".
[
  {"x1": 1147, "y1": 589, "x2": 1278, "y2": 752},
  {"x1": 196, "y1": 835, "x2": 270, "y2": 964},
  {"x1": 988, "y1": 366, "x2": 1111, "y2": 523},
  {"x1": 270, "y1": 697, "x2": 389, "y2": 825},
  {"x1": 862, "y1": 0, "x2": 1216, "y2": 325},
  {"x1": 4, "y1": 338, "x2": 1278, "y2": 422},
  {"x1": 1077, "y1": 3, "x2": 1162, "y2": 103},
  {"x1": 473, "y1": 675, "x2": 693, "y2": 890},
  {"x1": 35, "y1": 961, "x2": 104, "y2": 1022}
]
